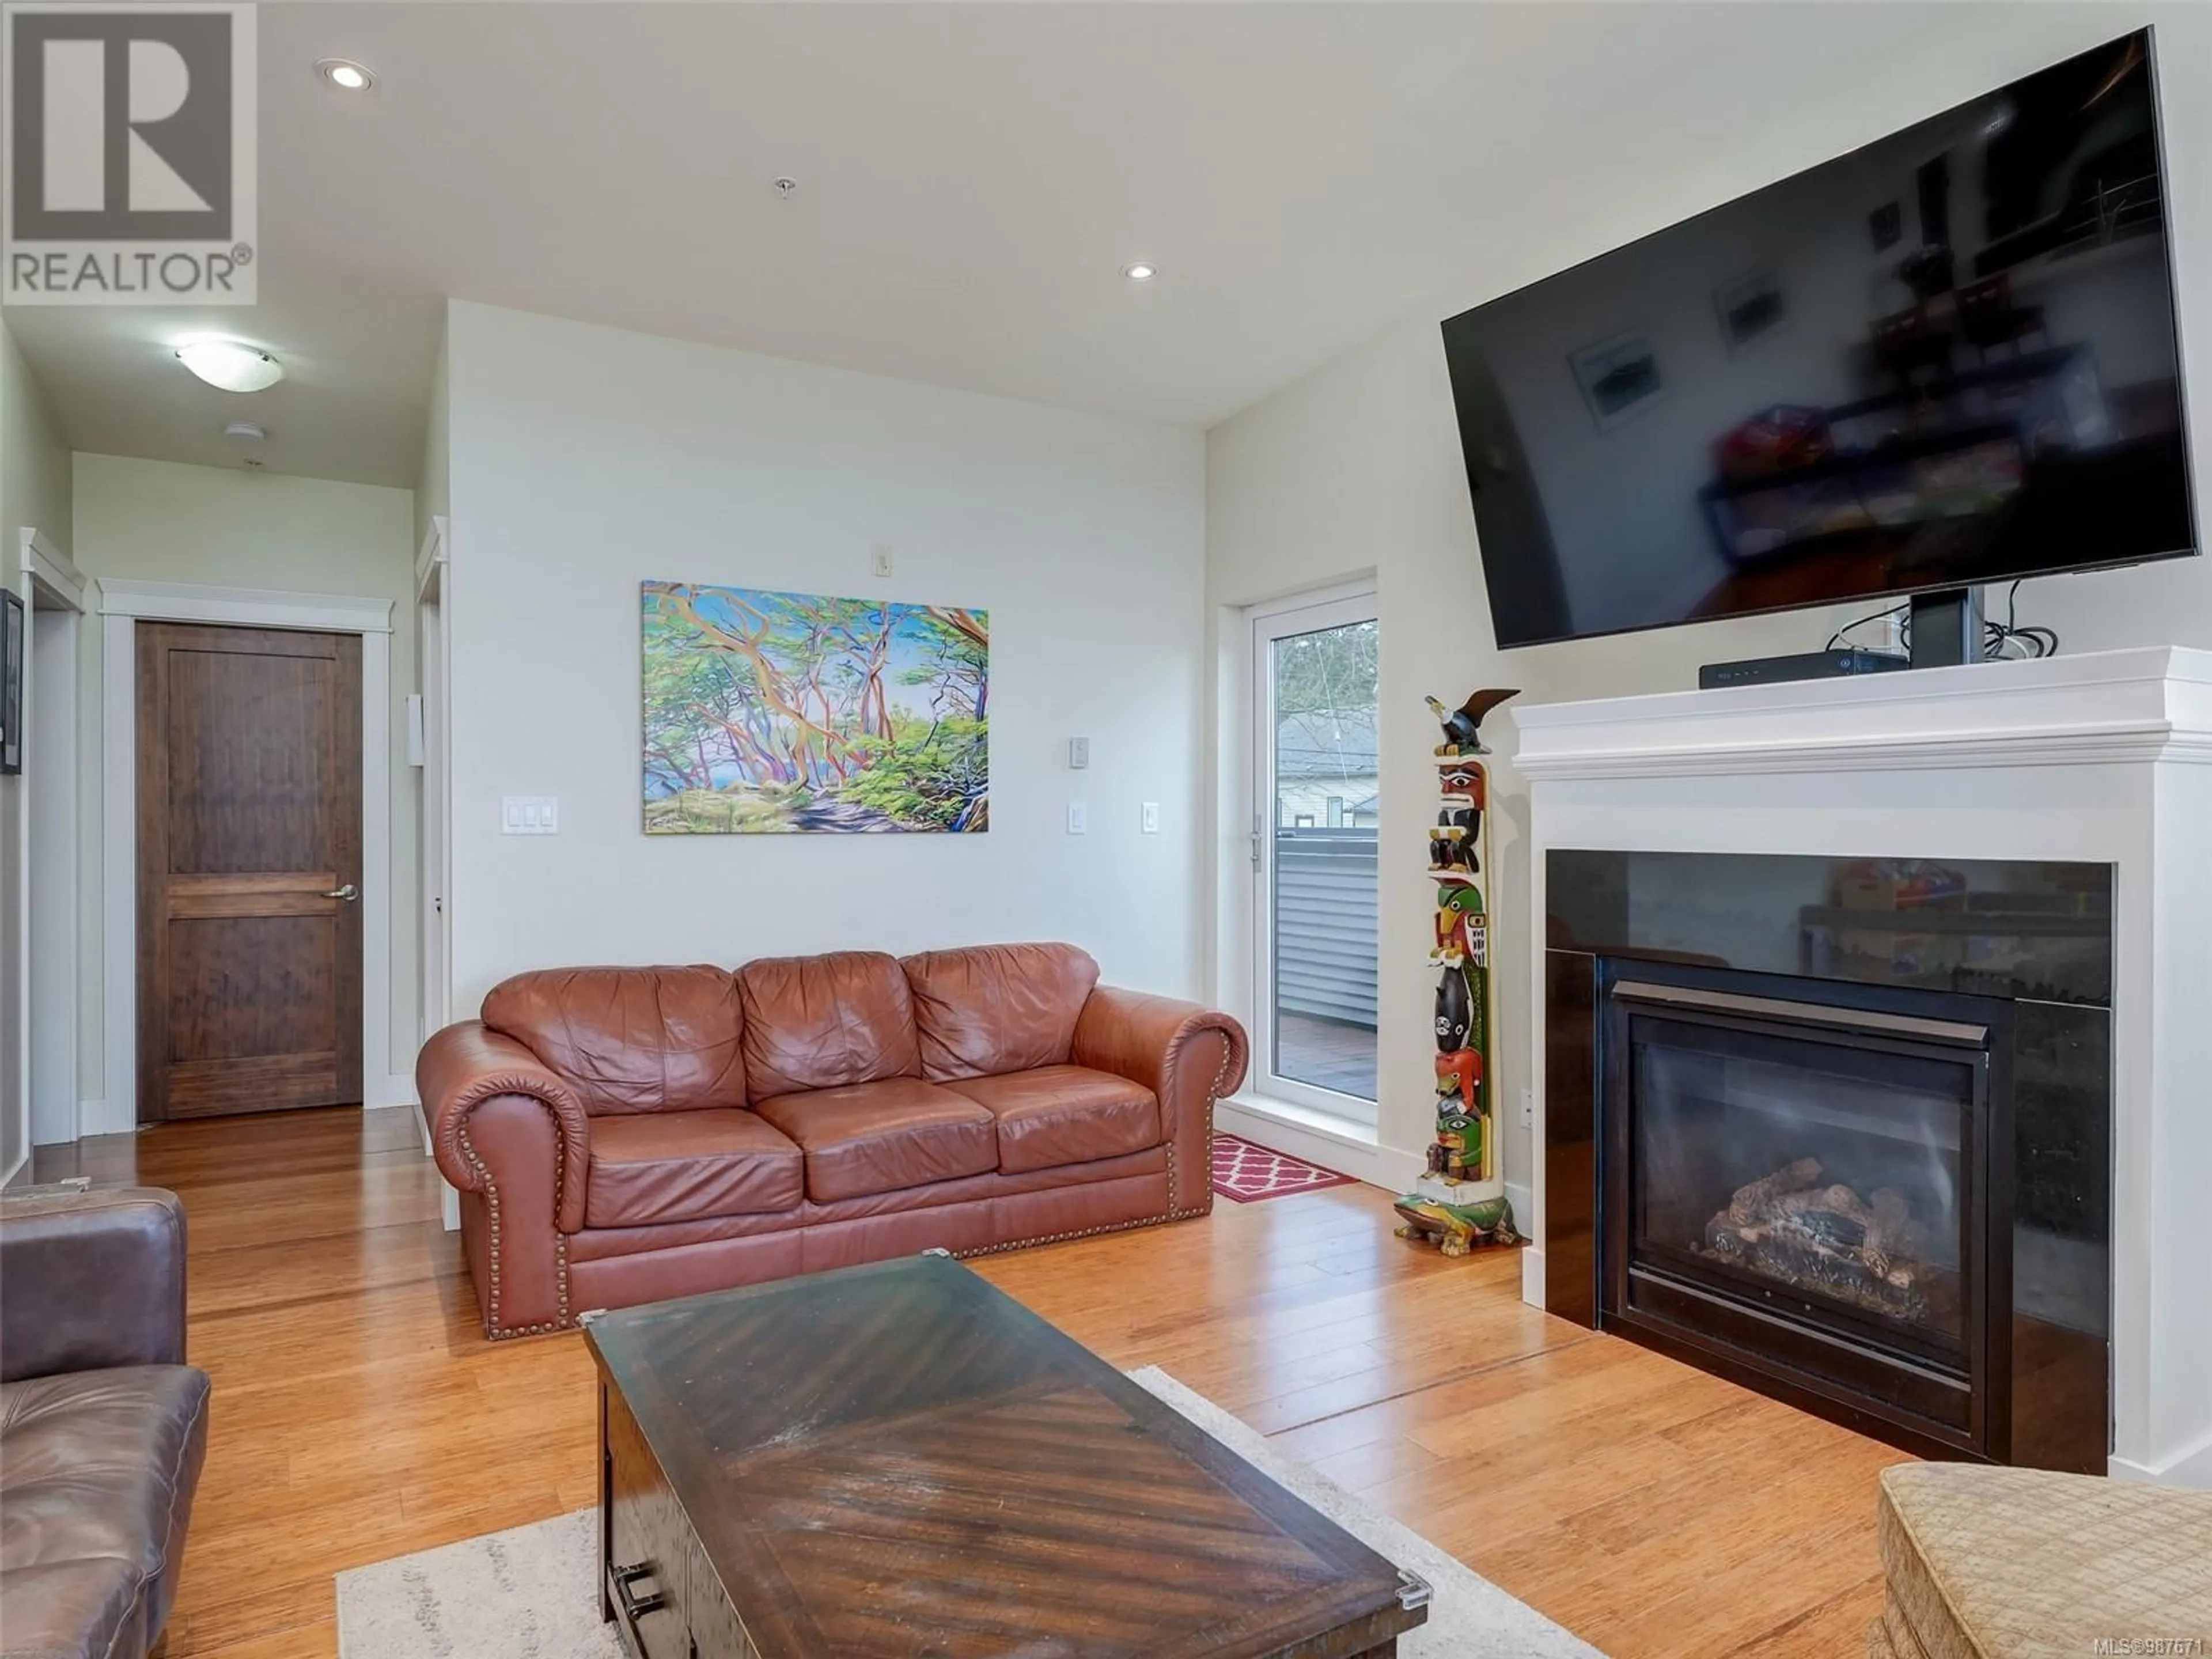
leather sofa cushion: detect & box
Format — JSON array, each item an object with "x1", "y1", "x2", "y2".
[
  {"x1": 944, "y1": 1065, "x2": 1161, "y2": 1174},
  {"x1": 1, "y1": 1558, "x2": 147, "y2": 1659},
  {"x1": 738, "y1": 952, "x2": 922, "y2": 1099},
  {"x1": 902, "y1": 944, "x2": 1101, "y2": 1082},
  {"x1": 0, "y1": 1365, "x2": 210, "y2": 1655},
  {"x1": 483, "y1": 966, "x2": 745, "y2": 1116},
  {"x1": 585, "y1": 1109, "x2": 803, "y2": 1229},
  {"x1": 755, "y1": 1079, "x2": 996, "y2": 1202}
]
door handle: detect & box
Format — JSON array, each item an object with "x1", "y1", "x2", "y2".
[{"x1": 324, "y1": 884, "x2": 359, "y2": 902}]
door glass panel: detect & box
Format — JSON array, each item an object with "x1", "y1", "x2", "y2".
[{"x1": 1269, "y1": 618, "x2": 1378, "y2": 1116}]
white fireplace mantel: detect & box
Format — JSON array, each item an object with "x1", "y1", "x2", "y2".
[{"x1": 1516, "y1": 645, "x2": 2212, "y2": 1488}]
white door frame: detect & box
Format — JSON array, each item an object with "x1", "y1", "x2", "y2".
[
  {"x1": 1246, "y1": 580, "x2": 1380, "y2": 1126},
  {"x1": 94, "y1": 579, "x2": 401, "y2": 1135},
  {"x1": 414, "y1": 517, "x2": 450, "y2": 1052},
  {"x1": 23, "y1": 529, "x2": 88, "y2": 1151}
]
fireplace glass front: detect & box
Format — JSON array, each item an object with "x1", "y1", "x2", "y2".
[
  {"x1": 1632, "y1": 1014, "x2": 1973, "y2": 1353},
  {"x1": 1604, "y1": 975, "x2": 1998, "y2": 1452}
]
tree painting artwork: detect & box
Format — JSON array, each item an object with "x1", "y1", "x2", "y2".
[{"x1": 642, "y1": 582, "x2": 989, "y2": 834}]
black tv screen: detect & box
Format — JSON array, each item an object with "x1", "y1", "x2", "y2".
[{"x1": 1442, "y1": 29, "x2": 2196, "y2": 649}]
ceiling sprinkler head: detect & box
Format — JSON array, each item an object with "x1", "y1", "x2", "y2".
[{"x1": 774, "y1": 177, "x2": 797, "y2": 200}]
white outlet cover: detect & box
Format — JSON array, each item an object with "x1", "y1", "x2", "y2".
[
  {"x1": 1066, "y1": 802, "x2": 1087, "y2": 835},
  {"x1": 1141, "y1": 801, "x2": 1160, "y2": 834}
]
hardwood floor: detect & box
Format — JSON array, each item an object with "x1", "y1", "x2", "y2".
[{"x1": 29, "y1": 1106, "x2": 1906, "y2": 1658}]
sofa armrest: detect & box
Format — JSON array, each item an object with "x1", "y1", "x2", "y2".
[
  {"x1": 1072, "y1": 988, "x2": 1249, "y2": 1214},
  {"x1": 417, "y1": 1021, "x2": 592, "y2": 1234},
  {"x1": 0, "y1": 1187, "x2": 189, "y2": 1381}
]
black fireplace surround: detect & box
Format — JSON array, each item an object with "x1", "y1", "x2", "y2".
[{"x1": 1546, "y1": 850, "x2": 2111, "y2": 1471}]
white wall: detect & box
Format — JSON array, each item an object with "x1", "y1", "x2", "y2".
[
  {"x1": 416, "y1": 328, "x2": 449, "y2": 557},
  {"x1": 443, "y1": 301, "x2": 1207, "y2": 1011},
  {"x1": 1, "y1": 325, "x2": 75, "y2": 1180},
  {"x1": 1206, "y1": 2, "x2": 2212, "y2": 1195},
  {"x1": 70, "y1": 454, "x2": 422, "y2": 1111}
]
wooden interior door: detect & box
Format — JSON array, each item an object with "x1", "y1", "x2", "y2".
[{"x1": 138, "y1": 622, "x2": 363, "y2": 1122}]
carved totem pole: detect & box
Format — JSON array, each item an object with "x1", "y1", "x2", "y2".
[{"x1": 1394, "y1": 689, "x2": 1524, "y2": 1256}]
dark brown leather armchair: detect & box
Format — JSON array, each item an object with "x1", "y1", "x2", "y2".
[
  {"x1": 0, "y1": 1186, "x2": 210, "y2": 1659},
  {"x1": 419, "y1": 944, "x2": 1248, "y2": 1340}
]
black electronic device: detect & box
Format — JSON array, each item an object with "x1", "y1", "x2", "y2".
[{"x1": 1698, "y1": 649, "x2": 1913, "y2": 691}]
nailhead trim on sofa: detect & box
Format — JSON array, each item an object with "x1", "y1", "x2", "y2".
[{"x1": 456, "y1": 1101, "x2": 574, "y2": 1341}]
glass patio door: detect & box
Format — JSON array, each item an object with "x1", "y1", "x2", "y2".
[{"x1": 1250, "y1": 589, "x2": 1379, "y2": 1127}]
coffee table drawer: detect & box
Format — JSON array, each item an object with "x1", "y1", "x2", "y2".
[
  {"x1": 685, "y1": 1536, "x2": 760, "y2": 1659},
  {"x1": 605, "y1": 1384, "x2": 692, "y2": 1659}
]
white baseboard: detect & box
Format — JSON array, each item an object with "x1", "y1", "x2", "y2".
[
  {"x1": 440, "y1": 1179, "x2": 460, "y2": 1233},
  {"x1": 2111, "y1": 1423, "x2": 2212, "y2": 1489},
  {"x1": 1521, "y1": 1244, "x2": 1547, "y2": 1308},
  {"x1": 1216, "y1": 1096, "x2": 1428, "y2": 1192},
  {"x1": 79, "y1": 1097, "x2": 131, "y2": 1137},
  {"x1": 367, "y1": 1072, "x2": 418, "y2": 1111},
  {"x1": 1505, "y1": 1180, "x2": 1534, "y2": 1230}
]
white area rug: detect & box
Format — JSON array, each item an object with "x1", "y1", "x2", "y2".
[{"x1": 335, "y1": 1366, "x2": 1601, "y2": 1658}]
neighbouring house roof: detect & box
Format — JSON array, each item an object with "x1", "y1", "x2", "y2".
[{"x1": 1275, "y1": 710, "x2": 1378, "y2": 781}]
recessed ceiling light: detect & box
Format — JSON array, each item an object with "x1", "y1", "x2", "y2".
[
  {"x1": 1123, "y1": 263, "x2": 1158, "y2": 282},
  {"x1": 316, "y1": 57, "x2": 376, "y2": 92},
  {"x1": 176, "y1": 339, "x2": 283, "y2": 393}
]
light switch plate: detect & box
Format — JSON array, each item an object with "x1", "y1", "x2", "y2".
[
  {"x1": 1141, "y1": 801, "x2": 1160, "y2": 834},
  {"x1": 1068, "y1": 737, "x2": 1089, "y2": 770},
  {"x1": 1066, "y1": 802, "x2": 1087, "y2": 835},
  {"x1": 502, "y1": 796, "x2": 559, "y2": 835},
  {"x1": 872, "y1": 543, "x2": 894, "y2": 577}
]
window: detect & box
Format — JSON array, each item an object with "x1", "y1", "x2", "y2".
[{"x1": 1249, "y1": 588, "x2": 1378, "y2": 1125}]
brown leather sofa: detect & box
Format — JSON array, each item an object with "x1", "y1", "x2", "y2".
[
  {"x1": 0, "y1": 1186, "x2": 210, "y2": 1659},
  {"x1": 418, "y1": 943, "x2": 1248, "y2": 1340}
]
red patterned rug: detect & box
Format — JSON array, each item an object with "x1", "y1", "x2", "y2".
[{"x1": 1210, "y1": 1133, "x2": 1357, "y2": 1203}]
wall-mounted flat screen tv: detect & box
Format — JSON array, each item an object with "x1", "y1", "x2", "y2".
[{"x1": 1441, "y1": 29, "x2": 2196, "y2": 649}]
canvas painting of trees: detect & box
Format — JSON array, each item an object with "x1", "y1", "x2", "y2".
[{"x1": 642, "y1": 582, "x2": 989, "y2": 834}]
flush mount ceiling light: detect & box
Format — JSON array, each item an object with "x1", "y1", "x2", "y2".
[
  {"x1": 315, "y1": 57, "x2": 376, "y2": 92},
  {"x1": 176, "y1": 339, "x2": 283, "y2": 392},
  {"x1": 225, "y1": 420, "x2": 267, "y2": 443},
  {"x1": 1122, "y1": 263, "x2": 1158, "y2": 282}
]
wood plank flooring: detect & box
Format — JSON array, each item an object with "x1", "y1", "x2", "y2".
[{"x1": 29, "y1": 1106, "x2": 1905, "y2": 1657}]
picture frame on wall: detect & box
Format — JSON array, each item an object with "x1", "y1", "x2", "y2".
[
  {"x1": 1714, "y1": 267, "x2": 1787, "y2": 354},
  {"x1": 640, "y1": 582, "x2": 990, "y2": 835},
  {"x1": 1, "y1": 588, "x2": 22, "y2": 776},
  {"x1": 1570, "y1": 331, "x2": 1666, "y2": 431}
]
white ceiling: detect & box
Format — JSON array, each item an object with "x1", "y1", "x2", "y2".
[{"x1": 12, "y1": 1, "x2": 2074, "y2": 490}]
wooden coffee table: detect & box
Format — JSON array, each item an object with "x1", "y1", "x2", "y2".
[{"x1": 583, "y1": 1254, "x2": 1430, "y2": 1658}]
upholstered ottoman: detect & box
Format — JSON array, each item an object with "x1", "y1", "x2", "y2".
[{"x1": 1868, "y1": 1462, "x2": 2212, "y2": 1657}]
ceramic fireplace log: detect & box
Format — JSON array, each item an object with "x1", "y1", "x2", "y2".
[{"x1": 1725, "y1": 1157, "x2": 1823, "y2": 1226}]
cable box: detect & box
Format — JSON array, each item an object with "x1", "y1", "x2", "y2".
[{"x1": 1698, "y1": 649, "x2": 1911, "y2": 690}]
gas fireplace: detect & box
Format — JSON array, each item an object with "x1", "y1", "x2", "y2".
[
  {"x1": 1547, "y1": 850, "x2": 2112, "y2": 1471},
  {"x1": 1605, "y1": 968, "x2": 2002, "y2": 1456}
]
